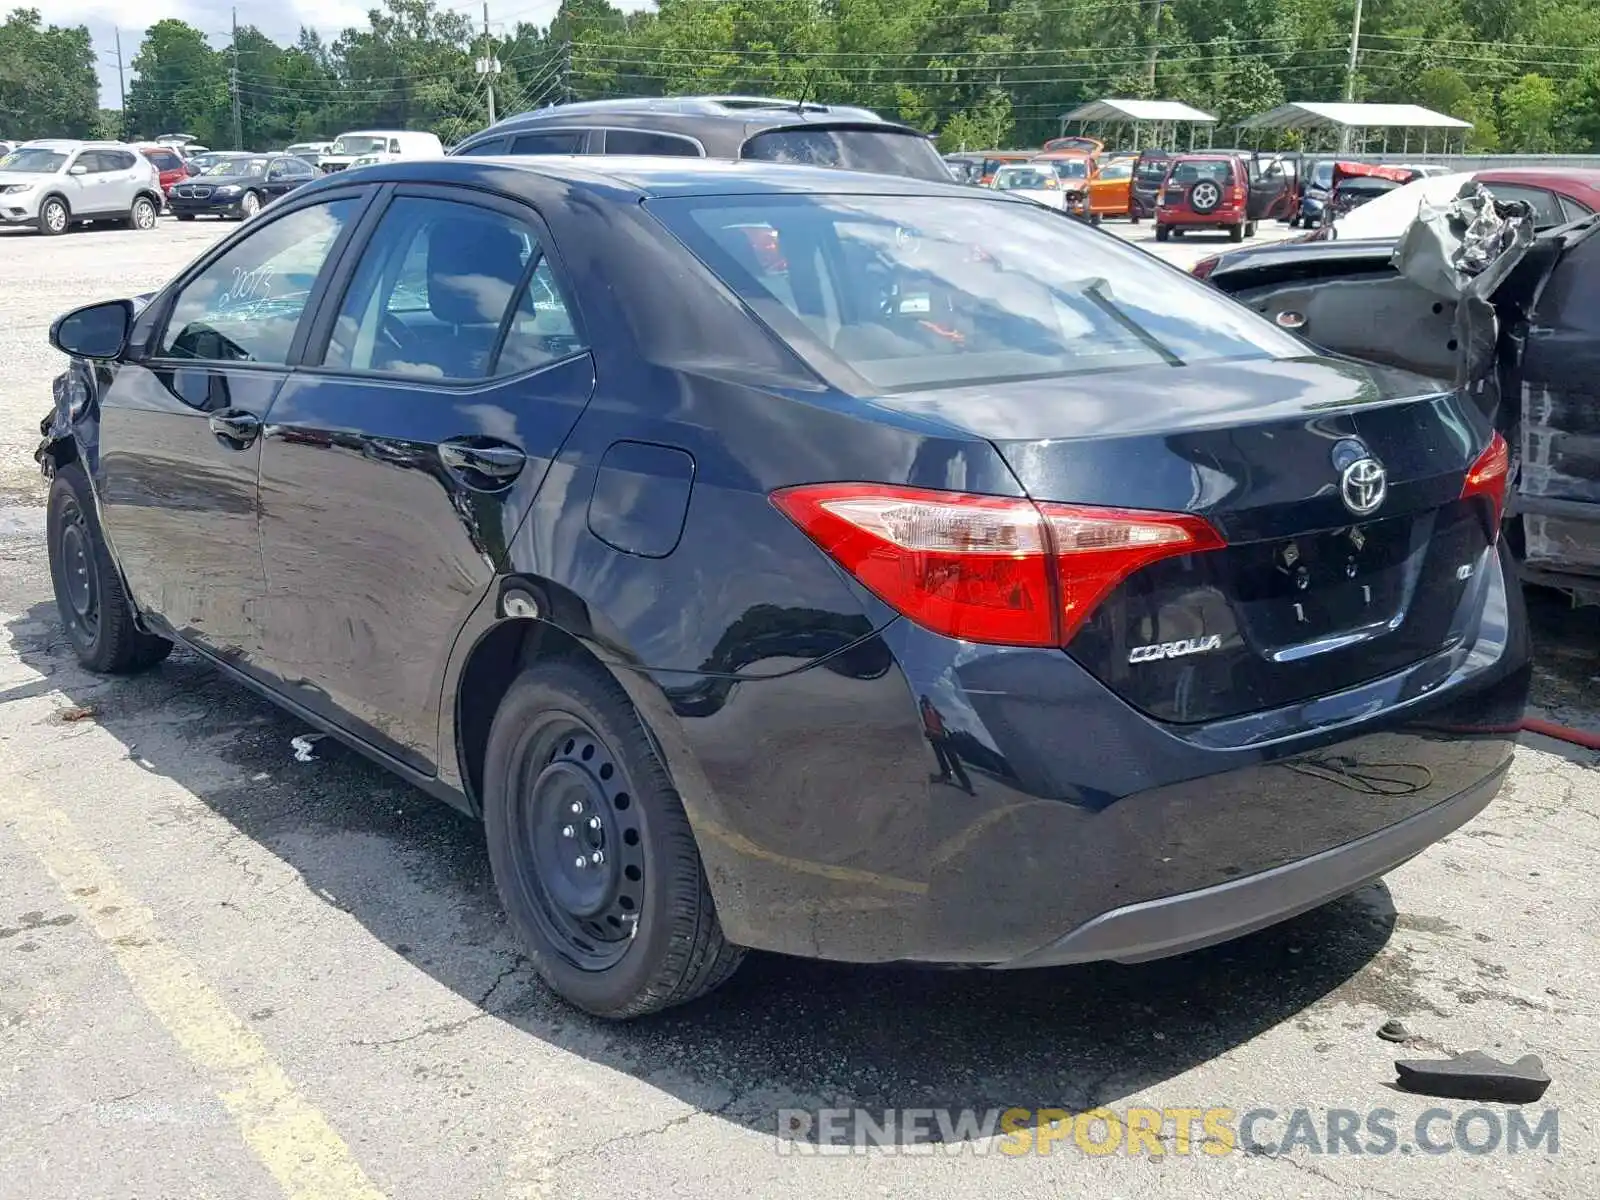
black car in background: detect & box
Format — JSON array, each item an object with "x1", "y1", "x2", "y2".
[
  {"x1": 449, "y1": 94, "x2": 953, "y2": 180},
  {"x1": 39, "y1": 156, "x2": 1526, "y2": 1019},
  {"x1": 168, "y1": 152, "x2": 320, "y2": 220}
]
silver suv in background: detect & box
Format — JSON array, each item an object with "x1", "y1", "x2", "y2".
[{"x1": 0, "y1": 140, "x2": 164, "y2": 236}]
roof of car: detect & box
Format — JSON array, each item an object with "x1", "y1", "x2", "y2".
[{"x1": 296, "y1": 153, "x2": 1002, "y2": 203}]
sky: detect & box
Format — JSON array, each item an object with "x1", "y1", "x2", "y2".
[{"x1": 44, "y1": 0, "x2": 622, "y2": 109}]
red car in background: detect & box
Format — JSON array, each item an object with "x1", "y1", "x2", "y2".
[
  {"x1": 1154, "y1": 153, "x2": 1253, "y2": 242},
  {"x1": 135, "y1": 144, "x2": 187, "y2": 206}
]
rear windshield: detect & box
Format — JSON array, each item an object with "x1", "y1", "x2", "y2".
[
  {"x1": 1134, "y1": 156, "x2": 1171, "y2": 182},
  {"x1": 649, "y1": 193, "x2": 1300, "y2": 392},
  {"x1": 1169, "y1": 160, "x2": 1235, "y2": 185},
  {"x1": 740, "y1": 128, "x2": 951, "y2": 182}
]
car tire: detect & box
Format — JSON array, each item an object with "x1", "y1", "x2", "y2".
[
  {"x1": 129, "y1": 195, "x2": 158, "y2": 231},
  {"x1": 240, "y1": 190, "x2": 261, "y2": 219},
  {"x1": 1155, "y1": 225, "x2": 1170, "y2": 242},
  {"x1": 47, "y1": 463, "x2": 172, "y2": 675},
  {"x1": 482, "y1": 658, "x2": 744, "y2": 1019},
  {"x1": 176, "y1": 213, "x2": 195, "y2": 221},
  {"x1": 1244, "y1": 220, "x2": 1258, "y2": 238},
  {"x1": 38, "y1": 196, "x2": 69, "y2": 236},
  {"x1": 1128, "y1": 213, "x2": 1140, "y2": 224},
  {"x1": 1230, "y1": 223, "x2": 1246, "y2": 242}
]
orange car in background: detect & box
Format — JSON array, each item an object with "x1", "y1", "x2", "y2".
[
  {"x1": 1087, "y1": 156, "x2": 1136, "y2": 222},
  {"x1": 1041, "y1": 136, "x2": 1105, "y2": 157}
]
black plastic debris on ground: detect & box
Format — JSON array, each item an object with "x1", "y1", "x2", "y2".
[{"x1": 1395, "y1": 1051, "x2": 1551, "y2": 1103}]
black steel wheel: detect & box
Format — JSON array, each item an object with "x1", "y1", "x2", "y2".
[
  {"x1": 512, "y1": 717, "x2": 649, "y2": 970},
  {"x1": 46, "y1": 463, "x2": 172, "y2": 674},
  {"x1": 483, "y1": 659, "x2": 744, "y2": 1018}
]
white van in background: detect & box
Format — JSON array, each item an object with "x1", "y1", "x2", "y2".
[{"x1": 319, "y1": 130, "x2": 444, "y2": 173}]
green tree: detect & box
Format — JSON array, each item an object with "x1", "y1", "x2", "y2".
[
  {"x1": 0, "y1": 8, "x2": 99, "y2": 138},
  {"x1": 1499, "y1": 73, "x2": 1560, "y2": 153},
  {"x1": 123, "y1": 20, "x2": 227, "y2": 145}
]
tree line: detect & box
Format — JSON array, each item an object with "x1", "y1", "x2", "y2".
[{"x1": 5, "y1": 0, "x2": 1600, "y2": 154}]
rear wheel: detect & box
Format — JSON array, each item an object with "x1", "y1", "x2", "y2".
[
  {"x1": 38, "y1": 197, "x2": 68, "y2": 236},
  {"x1": 482, "y1": 659, "x2": 744, "y2": 1018},
  {"x1": 1244, "y1": 220, "x2": 1258, "y2": 238},
  {"x1": 1155, "y1": 224, "x2": 1170, "y2": 243},
  {"x1": 47, "y1": 464, "x2": 172, "y2": 674},
  {"x1": 176, "y1": 213, "x2": 195, "y2": 221},
  {"x1": 1229, "y1": 222, "x2": 1246, "y2": 242},
  {"x1": 129, "y1": 195, "x2": 158, "y2": 230}
]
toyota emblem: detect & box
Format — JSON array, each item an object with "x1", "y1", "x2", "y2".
[{"x1": 1340, "y1": 456, "x2": 1388, "y2": 516}]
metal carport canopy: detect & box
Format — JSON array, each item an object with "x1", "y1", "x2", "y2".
[
  {"x1": 1059, "y1": 99, "x2": 1218, "y2": 124},
  {"x1": 1238, "y1": 102, "x2": 1472, "y2": 131}
]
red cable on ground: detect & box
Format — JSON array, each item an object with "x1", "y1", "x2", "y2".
[{"x1": 1518, "y1": 717, "x2": 1600, "y2": 751}]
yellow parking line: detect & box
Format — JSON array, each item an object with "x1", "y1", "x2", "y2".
[{"x1": 2, "y1": 764, "x2": 386, "y2": 1200}]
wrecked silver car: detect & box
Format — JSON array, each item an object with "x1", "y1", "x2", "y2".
[{"x1": 1197, "y1": 185, "x2": 1600, "y2": 604}]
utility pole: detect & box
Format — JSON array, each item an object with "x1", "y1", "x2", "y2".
[
  {"x1": 1340, "y1": 0, "x2": 1364, "y2": 150},
  {"x1": 230, "y1": 8, "x2": 243, "y2": 151},
  {"x1": 477, "y1": 4, "x2": 501, "y2": 125},
  {"x1": 113, "y1": 28, "x2": 126, "y2": 111}
]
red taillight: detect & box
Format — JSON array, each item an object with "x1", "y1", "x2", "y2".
[
  {"x1": 770, "y1": 484, "x2": 1225, "y2": 647},
  {"x1": 1229, "y1": 186, "x2": 1245, "y2": 206},
  {"x1": 1462, "y1": 431, "x2": 1510, "y2": 540},
  {"x1": 1191, "y1": 255, "x2": 1221, "y2": 280}
]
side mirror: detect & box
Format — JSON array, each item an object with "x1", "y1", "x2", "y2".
[
  {"x1": 68, "y1": 163, "x2": 88, "y2": 176},
  {"x1": 50, "y1": 299, "x2": 134, "y2": 360}
]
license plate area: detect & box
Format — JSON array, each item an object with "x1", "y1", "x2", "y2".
[{"x1": 1230, "y1": 516, "x2": 1420, "y2": 651}]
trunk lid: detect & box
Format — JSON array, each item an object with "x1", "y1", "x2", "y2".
[{"x1": 875, "y1": 356, "x2": 1497, "y2": 724}]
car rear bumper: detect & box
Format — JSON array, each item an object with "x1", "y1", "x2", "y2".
[
  {"x1": 995, "y1": 757, "x2": 1506, "y2": 967},
  {"x1": 642, "y1": 542, "x2": 1529, "y2": 967},
  {"x1": 1157, "y1": 208, "x2": 1248, "y2": 228}
]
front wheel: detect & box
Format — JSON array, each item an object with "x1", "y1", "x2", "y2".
[
  {"x1": 240, "y1": 190, "x2": 261, "y2": 219},
  {"x1": 482, "y1": 659, "x2": 744, "y2": 1018},
  {"x1": 47, "y1": 464, "x2": 172, "y2": 674},
  {"x1": 38, "y1": 197, "x2": 68, "y2": 236}
]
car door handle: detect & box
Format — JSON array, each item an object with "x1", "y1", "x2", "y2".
[
  {"x1": 439, "y1": 440, "x2": 525, "y2": 481},
  {"x1": 208, "y1": 408, "x2": 260, "y2": 448}
]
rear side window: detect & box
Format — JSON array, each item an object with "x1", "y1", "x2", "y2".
[
  {"x1": 602, "y1": 129, "x2": 701, "y2": 157},
  {"x1": 509, "y1": 131, "x2": 584, "y2": 155},
  {"x1": 651, "y1": 193, "x2": 1301, "y2": 392},
  {"x1": 320, "y1": 195, "x2": 580, "y2": 381},
  {"x1": 1559, "y1": 194, "x2": 1593, "y2": 224},
  {"x1": 741, "y1": 128, "x2": 951, "y2": 182}
]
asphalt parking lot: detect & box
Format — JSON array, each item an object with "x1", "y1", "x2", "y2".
[{"x1": 1, "y1": 215, "x2": 1596, "y2": 1200}]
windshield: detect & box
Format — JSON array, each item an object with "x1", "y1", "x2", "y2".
[
  {"x1": 205, "y1": 157, "x2": 267, "y2": 177},
  {"x1": 333, "y1": 135, "x2": 388, "y2": 155},
  {"x1": 1047, "y1": 159, "x2": 1089, "y2": 180},
  {"x1": 1310, "y1": 161, "x2": 1335, "y2": 188},
  {"x1": 0, "y1": 148, "x2": 67, "y2": 173},
  {"x1": 650, "y1": 193, "x2": 1301, "y2": 392},
  {"x1": 740, "y1": 128, "x2": 951, "y2": 182},
  {"x1": 994, "y1": 168, "x2": 1052, "y2": 190}
]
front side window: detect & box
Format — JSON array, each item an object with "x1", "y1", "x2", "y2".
[
  {"x1": 321, "y1": 195, "x2": 580, "y2": 381},
  {"x1": 650, "y1": 193, "x2": 1302, "y2": 392},
  {"x1": 741, "y1": 128, "x2": 951, "y2": 182},
  {"x1": 1098, "y1": 161, "x2": 1133, "y2": 181},
  {"x1": 158, "y1": 198, "x2": 357, "y2": 367}
]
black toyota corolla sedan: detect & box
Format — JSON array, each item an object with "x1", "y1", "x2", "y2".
[
  {"x1": 39, "y1": 155, "x2": 1527, "y2": 1018},
  {"x1": 167, "y1": 152, "x2": 319, "y2": 220}
]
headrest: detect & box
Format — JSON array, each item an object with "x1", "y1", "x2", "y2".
[{"x1": 426, "y1": 218, "x2": 526, "y2": 325}]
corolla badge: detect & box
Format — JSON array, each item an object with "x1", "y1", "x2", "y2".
[{"x1": 1129, "y1": 634, "x2": 1222, "y2": 664}]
